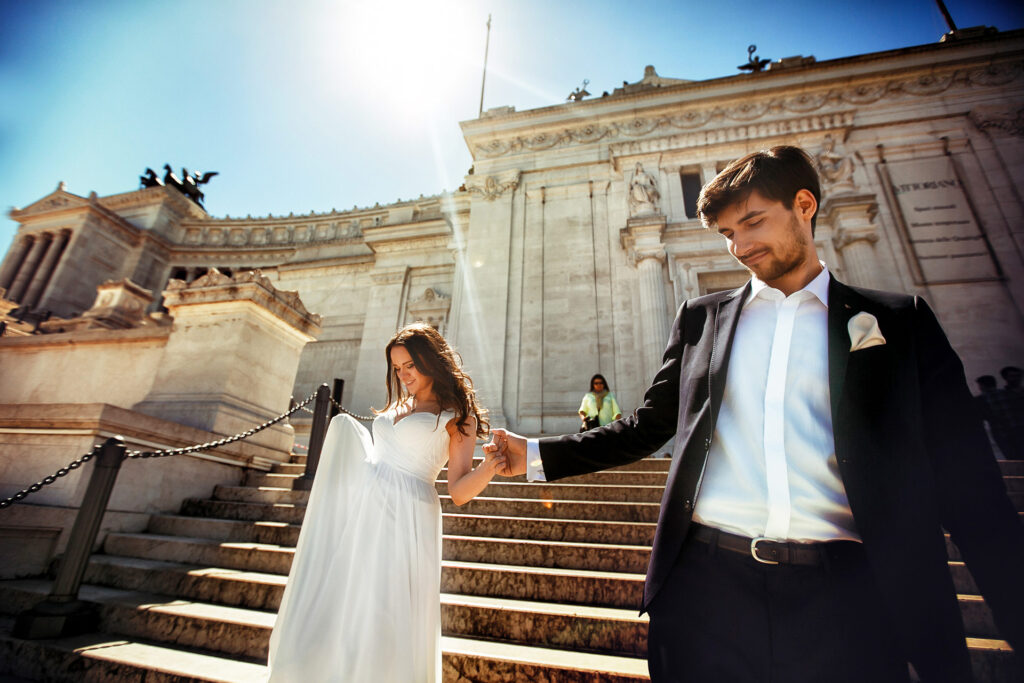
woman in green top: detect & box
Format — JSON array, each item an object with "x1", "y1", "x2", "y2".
[{"x1": 578, "y1": 373, "x2": 622, "y2": 431}]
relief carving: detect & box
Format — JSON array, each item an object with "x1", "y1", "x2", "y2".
[{"x1": 465, "y1": 169, "x2": 521, "y2": 201}]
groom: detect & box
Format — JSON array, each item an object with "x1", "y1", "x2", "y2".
[{"x1": 486, "y1": 146, "x2": 1024, "y2": 682}]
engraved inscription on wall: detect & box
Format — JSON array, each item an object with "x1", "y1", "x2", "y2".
[{"x1": 887, "y1": 156, "x2": 997, "y2": 283}]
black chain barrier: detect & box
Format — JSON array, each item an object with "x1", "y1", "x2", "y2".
[
  {"x1": 299, "y1": 398, "x2": 372, "y2": 421},
  {"x1": 0, "y1": 391, "x2": 319, "y2": 510},
  {"x1": 331, "y1": 398, "x2": 374, "y2": 422}
]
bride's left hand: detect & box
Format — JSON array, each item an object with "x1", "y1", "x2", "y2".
[{"x1": 480, "y1": 440, "x2": 507, "y2": 474}]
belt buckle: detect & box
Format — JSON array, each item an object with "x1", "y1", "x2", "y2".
[{"x1": 750, "y1": 536, "x2": 779, "y2": 565}]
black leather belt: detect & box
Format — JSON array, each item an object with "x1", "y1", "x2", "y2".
[{"x1": 689, "y1": 523, "x2": 863, "y2": 566}]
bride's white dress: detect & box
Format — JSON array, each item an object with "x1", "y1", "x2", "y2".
[{"x1": 267, "y1": 408, "x2": 453, "y2": 682}]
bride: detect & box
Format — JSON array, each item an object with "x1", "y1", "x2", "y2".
[{"x1": 267, "y1": 323, "x2": 502, "y2": 682}]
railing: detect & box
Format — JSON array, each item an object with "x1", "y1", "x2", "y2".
[{"x1": 4, "y1": 379, "x2": 373, "y2": 639}]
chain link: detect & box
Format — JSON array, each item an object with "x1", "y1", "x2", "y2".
[
  {"x1": 330, "y1": 398, "x2": 374, "y2": 422},
  {"x1": 0, "y1": 391, "x2": 318, "y2": 510},
  {"x1": 0, "y1": 445, "x2": 101, "y2": 510}
]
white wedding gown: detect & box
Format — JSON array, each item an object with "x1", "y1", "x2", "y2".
[{"x1": 267, "y1": 409, "x2": 453, "y2": 682}]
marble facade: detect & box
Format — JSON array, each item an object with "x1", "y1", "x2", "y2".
[{"x1": 3, "y1": 30, "x2": 1023, "y2": 438}]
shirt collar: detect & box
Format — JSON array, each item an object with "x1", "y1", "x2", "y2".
[{"x1": 746, "y1": 261, "x2": 830, "y2": 308}]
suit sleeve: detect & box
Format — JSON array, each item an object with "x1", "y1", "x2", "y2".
[
  {"x1": 915, "y1": 297, "x2": 1024, "y2": 652},
  {"x1": 538, "y1": 302, "x2": 687, "y2": 480}
]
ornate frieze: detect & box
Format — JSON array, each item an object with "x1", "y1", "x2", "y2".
[{"x1": 473, "y1": 60, "x2": 1024, "y2": 159}]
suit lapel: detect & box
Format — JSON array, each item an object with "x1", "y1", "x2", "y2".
[
  {"x1": 827, "y1": 276, "x2": 858, "y2": 423},
  {"x1": 709, "y1": 283, "x2": 750, "y2": 417}
]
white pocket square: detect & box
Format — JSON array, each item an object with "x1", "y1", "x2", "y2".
[{"x1": 848, "y1": 312, "x2": 886, "y2": 351}]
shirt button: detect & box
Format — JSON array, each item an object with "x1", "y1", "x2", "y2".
[{"x1": 683, "y1": 499, "x2": 692, "y2": 510}]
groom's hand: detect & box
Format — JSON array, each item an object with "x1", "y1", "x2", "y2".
[{"x1": 484, "y1": 428, "x2": 527, "y2": 477}]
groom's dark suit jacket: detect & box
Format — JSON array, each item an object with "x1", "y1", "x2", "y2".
[{"x1": 539, "y1": 276, "x2": 1024, "y2": 680}]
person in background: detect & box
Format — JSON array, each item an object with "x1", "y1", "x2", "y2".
[
  {"x1": 988, "y1": 365, "x2": 1024, "y2": 459},
  {"x1": 579, "y1": 373, "x2": 622, "y2": 432}
]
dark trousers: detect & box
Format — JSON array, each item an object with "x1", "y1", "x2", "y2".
[{"x1": 647, "y1": 530, "x2": 910, "y2": 683}]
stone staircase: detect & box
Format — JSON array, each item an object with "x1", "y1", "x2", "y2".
[{"x1": 0, "y1": 452, "x2": 1020, "y2": 682}]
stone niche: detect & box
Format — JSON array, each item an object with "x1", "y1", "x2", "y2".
[{"x1": 133, "y1": 268, "x2": 322, "y2": 453}]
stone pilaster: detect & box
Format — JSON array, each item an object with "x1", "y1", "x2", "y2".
[
  {"x1": 23, "y1": 231, "x2": 70, "y2": 309},
  {"x1": 349, "y1": 266, "x2": 409, "y2": 412},
  {"x1": 824, "y1": 193, "x2": 881, "y2": 289},
  {"x1": 0, "y1": 235, "x2": 33, "y2": 291},
  {"x1": 622, "y1": 215, "x2": 669, "y2": 382},
  {"x1": 133, "y1": 269, "x2": 321, "y2": 454},
  {"x1": 7, "y1": 234, "x2": 48, "y2": 303}
]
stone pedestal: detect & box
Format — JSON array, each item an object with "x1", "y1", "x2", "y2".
[
  {"x1": 825, "y1": 193, "x2": 881, "y2": 289},
  {"x1": 133, "y1": 269, "x2": 321, "y2": 453}
]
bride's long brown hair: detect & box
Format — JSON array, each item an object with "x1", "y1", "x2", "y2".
[{"x1": 380, "y1": 322, "x2": 489, "y2": 439}]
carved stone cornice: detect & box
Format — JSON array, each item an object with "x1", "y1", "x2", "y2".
[
  {"x1": 472, "y1": 60, "x2": 1024, "y2": 159},
  {"x1": 164, "y1": 268, "x2": 322, "y2": 335},
  {"x1": 465, "y1": 169, "x2": 521, "y2": 201},
  {"x1": 611, "y1": 112, "x2": 855, "y2": 160}
]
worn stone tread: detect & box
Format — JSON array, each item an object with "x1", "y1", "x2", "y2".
[{"x1": 0, "y1": 616, "x2": 265, "y2": 683}]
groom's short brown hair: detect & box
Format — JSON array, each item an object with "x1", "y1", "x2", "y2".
[{"x1": 697, "y1": 146, "x2": 822, "y2": 235}]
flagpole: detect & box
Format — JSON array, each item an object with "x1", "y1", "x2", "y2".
[{"x1": 478, "y1": 14, "x2": 492, "y2": 117}]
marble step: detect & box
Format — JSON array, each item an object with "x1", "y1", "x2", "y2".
[
  {"x1": 998, "y1": 461, "x2": 1024, "y2": 476},
  {"x1": 243, "y1": 471, "x2": 299, "y2": 488},
  {"x1": 182, "y1": 495, "x2": 662, "y2": 524},
  {"x1": 442, "y1": 514, "x2": 656, "y2": 546},
  {"x1": 181, "y1": 498, "x2": 306, "y2": 524},
  {"x1": 0, "y1": 580, "x2": 651, "y2": 660},
  {"x1": 152, "y1": 512, "x2": 657, "y2": 547},
  {"x1": 0, "y1": 616, "x2": 266, "y2": 683},
  {"x1": 440, "y1": 496, "x2": 661, "y2": 523},
  {"x1": 0, "y1": 612, "x2": 653, "y2": 683},
  {"x1": 250, "y1": 469, "x2": 670, "y2": 489},
  {"x1": 149, "y1": 514, "x2": 302, "y2": 546},
  {"x1": 290, "y1": 453, "x2": 307, "y2": 465},
  {"x1": 213, "y1": 481, "x2": 664, "y2": 507},
  {"x1": 104, "y1": 530, "x2": 651, "y2": 576},
  {"x1": 436, "y1": 481, "x2": 665, "y2": 503},
  {"x1": 439, "y1": 469, "x2": 670, "y2": 486},
  {"x1": 270, "y1": 462, "x2": 304, "y2": 475},
  {"x1": 1, "y1": 593, "x2": 1014, "y2": 683},
  {"x1": 86, "y1": 550, "x2": 647, "y2": 611}
]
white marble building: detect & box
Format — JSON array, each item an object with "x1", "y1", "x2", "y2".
[{"x1": 3, "y1": 29, "x2": 1023, "y2": 436}]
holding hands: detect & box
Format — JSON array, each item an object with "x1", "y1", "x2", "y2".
[{"x1": 483, "y1": 428, "x2": 529, "y2": 477}]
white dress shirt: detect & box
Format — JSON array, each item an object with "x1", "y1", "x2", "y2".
[{"x1": 526, "y1": 264, "x2": 860, "y2": 543}]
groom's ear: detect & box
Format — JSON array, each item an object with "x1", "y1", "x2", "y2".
[{"x1": 793, "y1": 189, "x2": 817, "y2": 234}]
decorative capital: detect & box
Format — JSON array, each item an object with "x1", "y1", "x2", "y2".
[{"x1": 621, "y1": 215, "x2": 667, "y2": 266}]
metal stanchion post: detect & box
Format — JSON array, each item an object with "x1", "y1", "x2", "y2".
[
  {"x1": 331, "y1": 378, "x2": 345, "y2": 419},
  {"x1": 295, "y1": 384, "x2": 330, "y2": 491},
  {"x1": 14, "y1": 436, "x2": 127, "y2": 639}
]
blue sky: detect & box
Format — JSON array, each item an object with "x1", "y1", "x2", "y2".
[{"x1": 1, "y1": 0, "x2": 1022, "y2": 254}]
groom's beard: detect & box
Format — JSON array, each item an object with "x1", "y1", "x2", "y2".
[{"x1": 738, "y1": 214, "x2": 811, "y2": 283}]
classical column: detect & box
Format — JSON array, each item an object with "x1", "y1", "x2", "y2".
[
  {"x1": 0, "y1": 234, "x2": 33, "y2": 292},
  {"x1": 623, "y1": 215, "x2": 670, "y2": 381},
  {"x1": 6, "y1": 234, "x2": 49, "y2": 303},
  {"x1": 824, "y1": 194, "x2": 881, "y2": 289},
  {"x1": 23, "y1": 230, "x2": 70, "y2": 309}
]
